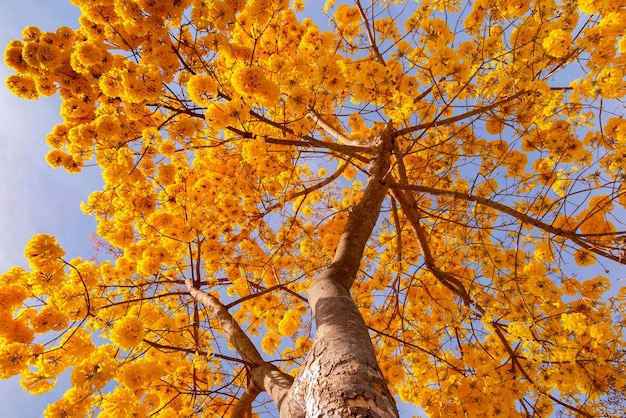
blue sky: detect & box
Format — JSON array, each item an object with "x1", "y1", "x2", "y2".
[{"x1": 0, "y1": 1, "x2": 99, "y2": 416}]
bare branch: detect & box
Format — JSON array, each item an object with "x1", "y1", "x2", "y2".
[
  {"x1": 185, "y1": 280, "x2": 295, "y2": 412},
  {"x1": 253, "y1": 159, "x2": 352, "y2": 219},
  {"x1": 227, "y1": 126, "x2": 373, "y2": 163},
  {"x1": 389, "y1": 189, "x2": 476, "y2": 308}
]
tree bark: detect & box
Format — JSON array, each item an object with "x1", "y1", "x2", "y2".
[{"x1": 282, "y1": 129, "x2": 399, "y2": 418}]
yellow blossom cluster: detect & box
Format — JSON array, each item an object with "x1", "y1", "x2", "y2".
[
  {"x1": 109, "y1": 315, "x2": 145, "y2": 350},
  {"x1": 231, "y1": 66, "x2": 280, "y2": 107},
  {"x1": 542, "y1": 29, "x2": 572, "y2": 58},
  {"x1": 186, "y1": 73, "x2": 218, "y2": 107}
]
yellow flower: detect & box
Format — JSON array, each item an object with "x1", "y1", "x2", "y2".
[
  {"x1": 291, "y1": 0, "x2": 305, "y2": 12},
  {"x1": 334, "y1": 4, "x2": 360, "y2": 26},
  {"x1": 156, "y1": 163, "x2": 176, "y2": 184},
  {"x1": 21, "y1": 42, "x2": 41, "y2": 67},
  {"x1": 0, "y1": 342, "x2": 31, "y2": 379},
  {"x1": 116, "y1": 359, "x2": 163, "y2": 391},
  {"x1": 0, "y1": 315, "x2": 34, "y2": 344},
  {"x1": 381, "y1": 361, "x2": 405, "y2": 386},
  {"x1": 231, "y1": 66, "x2": 280, "y2": 107},
  {"x1": 5, "y1": 74, "x2": 39, "y2": 99},
  {"x1": 77, "y1": 41, "x2": 108, "y2": 66},
  {"x1": 36, "y1": 76, "x2": 57, "y2": 96},
  {"x1": 21, "y1": 26, "x2": 41, "y2": 42},
  {"x1": 4, "y1": 41, "x2": 30, "y2": 74},
  {"x1": 241, "y1": 136, "x2": 267, "y2": 165},
  {"x1": 261, "y1": 331, "x2": 281, "y2": 354},
  {"x1": 110, "y1": 316, "x2": 145, "y2": 350},
  {"x1": 507, "y1": 321, "x2": 533, "y2": 340},
  {"x1": 158, "y1": 140, "x2": 176, "y2": 156},
  {"x1": 46, "y1": 149, "x2": 73, "y2": 168},
  {"x1": 579, "y1": 275, "x2": 609, "y2": 299},
  {"x1": 43, "y1": 388, "x2": 92, "y2": 418},
  {"x1": 278, "y1": 310, "x2": 300, "y2": 337},
  {"x1": 96, "y1": 114, "x2": 121, "y2": 138},
  {"x1": 131, "y1": 194, "x2": 156, "y2": 215},
  {"x1": 24, "y1": 234, "x2": 65, "y2": 271},
  {"x1": 70, "y1": 346, "x2": 118, "y2": 391},
  {"x1": 35, "y1": 43, "x2": 63, "y2": 70},
  {"x1": 61, "y1": 328, "x2": 95, "y2": 363},
  {"x1": 342, "y1": 165, "x2": 357, "y2": 180},
  {"x1": 286, "y1": 85, "x2": 311, "y2": 114},
  {"x1": 301, "y1": 205, "x2": 313, "y2": 217},
  {"x1": 0, "y1": 283, "x2": 28, "y2": 311},
  {"x1": 205, "y1": 100, "x2": 248, "y2": 129},
  {"x1": 60, "y1": 97, "x2": 94, "y2": 121},
  {"x1": 187, "y1": 74, "x2": 218, "y2": 107},
  {"x1": 561, "y1": 312, "x2": 587, "y2": 335},
  {"x1": 577, "y1": 0, "x2": 602, "y2": 14},
  {"x1": 31, "y1": 305, "x2": 69, "y2": 333},
  {"x1": 54, "y1": 26, "x2": 75, "y2": 49},
  {"x1": 485, "y1": 118, "x2": 505, "y2": 135},
  {"x1": 595, "y1": 67, "x2": 623, "y2": 98},
  {"x1": 20, "y1": 370, "x2": 56, "y2": 394},
  {"x1": 99, "y1": 70, "x2": 124, "y2": 98},
  {"x1": 542, "y1": 29, "x2": 572, "y2": 58}
]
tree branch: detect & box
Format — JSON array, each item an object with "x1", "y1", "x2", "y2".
[
  {"x1": 391, "y1": 188, "x2": 594, "y2": 417},
  {"x1": 227, "y1": 126, "x2": 372, "y2": 163},
  {"x1": 252, "y1": 159, "x2": 352, "y2": 219},
  {"x1": 389, "y1": 188, "x2": 476, "y2": 309},
  {"x1": 326, "y1": 126, "x2": 393, "y2": 289},
  {"x1": 392, "y1": 183, "x2": 626, "y2": 264},
  {"x1": 306, "y1": 107, "x2": 377, "y2": 147},
  {"x1": 306, "y1": 107, "x2": 353, "y2": 145},
  {"x1": 185, "y1": 278, "x2": 264, "y2": 365},
  {"x1": 231, "y1": 382, "x2": 262, "y2": 418},
  {"x1": 184, "y1": 279, "x2": 295, "y2": 412},
  {"x1": 355, "y1": 0, "x2": 385, "y2": 64},
  {"x1": 395, "y1": 90, "x2": 529, "y2": 137}
]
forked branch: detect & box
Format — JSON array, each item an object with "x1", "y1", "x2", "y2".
[
  {"x1": 185, "y1": 278, "x2": 263, "y2": 365},
  {"x1": 394, "y1": 90, "x2": 529, "y2": 137},
  {"x1": 185, "y1": 279, "x2": 294, "y2": 411},
  {"x1": 354, "y1": 0, "x2": 385, "y2": 64},
  {"x1": 231, "y1": 382, "x2": 262, "y2": 418}
]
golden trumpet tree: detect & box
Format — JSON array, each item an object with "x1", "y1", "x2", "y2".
[{"x1": 2, "y1": 0, "x2": 626, "y2": 416}]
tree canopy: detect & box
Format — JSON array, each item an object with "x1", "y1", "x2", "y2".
[{"x1": 2, "y1": 0, "x2": 626, "y2": 416}]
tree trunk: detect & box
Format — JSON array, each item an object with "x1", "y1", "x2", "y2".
[
  {"x1": 280, "y1": 131, "x2": 399, "y2": 417},
  {"x1": 190, "y1": 131, "x2": 400, "y2": 417}
]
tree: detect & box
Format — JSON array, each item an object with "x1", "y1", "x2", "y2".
[{"x1": 2, "y1": 0, "x2": 626, "y2": 416}]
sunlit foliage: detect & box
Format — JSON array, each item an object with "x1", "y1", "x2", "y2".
[{"x1": 3, "y1": 0, "x2": 626, "y2": 416}]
